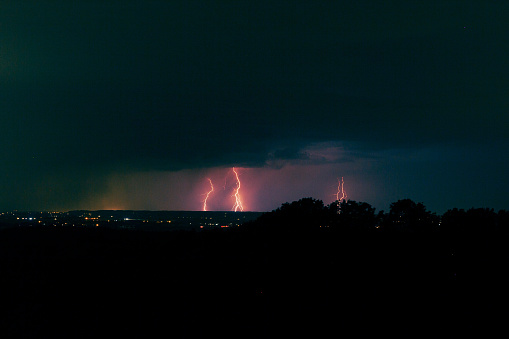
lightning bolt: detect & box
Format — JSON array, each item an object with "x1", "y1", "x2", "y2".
[
  {"x1": 202, "y1": 178, "x2": 214, "y2": 211},
  {"x1": 232, "y1": 167, "x2": 244, "y2": 212},
  {"x1": 336, "y1": 177, "x2": 347, "y2": 202}
]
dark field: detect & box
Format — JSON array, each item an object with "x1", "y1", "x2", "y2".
[{"x1": 1, "y1": 221, "x2": 508, "y2": 338}]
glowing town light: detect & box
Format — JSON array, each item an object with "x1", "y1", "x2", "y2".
[
  {"x1": 336, "y1": 177, "x2": 347, "y2": 202},
  {"x1": 232, "y1": 167, "x2": 244, "y2": 212},
  {"x1": 203, "y1": 178, "x2": 214, "y2": 211}
]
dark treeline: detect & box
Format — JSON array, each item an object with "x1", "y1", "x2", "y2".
[
  {"x1": 1, "y1": 198, "x2": 508, "y2": 338},
  {"x1": 244, "y1": 197, "x2": 509, "y2": 234}
]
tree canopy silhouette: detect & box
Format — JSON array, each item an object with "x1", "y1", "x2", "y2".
[
  {"x1": 244, "y1": 197, "x2": 379, "y2": 233},
  {"x1": 441, "y1": 207, "x2": 504, "y2": 235},
  {"x1": 384, "y1": 199, "x2": 438, "y2": 232},
  {"x1": 252, "y1": 197, "x2": 328, "y2": 232},
  {"x1": 336, "y1": 200, "x2": 378, "y2": 230}
]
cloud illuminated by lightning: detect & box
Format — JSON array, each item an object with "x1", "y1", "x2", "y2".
[
  {"x1": 202, "y1": 178, "x2": 214, "y2": 211},
  {"x1": 232, "y1": 167, "x2": 244, "y2": 212}
]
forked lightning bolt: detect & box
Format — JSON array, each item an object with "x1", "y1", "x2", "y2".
[
  {"x1": 202, "y1": 178, "x2": 214, "y2": 211},
  {"x1": 336, "y1": 177, "x2": 347, "y2": 202},
  {"x1": 232, "y1": 167, "x2": 244, "y2": 212}
]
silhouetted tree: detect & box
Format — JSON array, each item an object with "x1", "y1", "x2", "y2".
[
  {"x1": 498, "y1": 210, "x2": 509, "y2": 234},
  {"x1": 384, "y1": 199, "x2": 438, "y2": 232},
  {"x1": 441, "y1": 207, "x2": 500, "y2": 234},
  {"x1": 441, "y1": 208, "x2": 468, "y2": 234},
  {"x1": 467, "y1": 208, "x2": 498, "y2": 233},
  {"x1": 376, "y1": 210, "x2": 385, "y2": 228},
  {"x1": 252, "y1": 197, "x2": 329, "y2": 232},
  {"x1": 335, "y1": 200, "x2": 377, "y2": 230}
]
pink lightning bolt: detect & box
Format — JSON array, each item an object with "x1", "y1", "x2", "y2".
[
  {"x1": 336, "y1": 177, "x2": 347, "y2": 202},
  {"x1": 232, "y1": 167, "x2": 244, "y2": 212},
  {"x1": 202, "y1": 178, "x2": 214, "y2": 211}
]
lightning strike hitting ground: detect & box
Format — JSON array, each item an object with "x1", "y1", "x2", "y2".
[
  {"x1": 336, "y1": 177, "x2": 347, "y2": 202},
  {"x1": 202, "y1": 178, "x2": 214, "y2": 211},
  {"x1": 232, "y1": 167, "x2": 244, "y2": 212}
]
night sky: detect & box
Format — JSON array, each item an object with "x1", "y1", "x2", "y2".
[{"x1": 1, "y1": 1, "x2": 508, "y2": 213}]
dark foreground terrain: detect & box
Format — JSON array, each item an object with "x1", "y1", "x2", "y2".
[{"x1": 0, "y1": 223, "x2": 507, "y2": 338}]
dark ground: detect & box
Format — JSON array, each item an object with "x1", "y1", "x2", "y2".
[{"x1": 0, "y1": 225, "x2": 507, "y2": 338}]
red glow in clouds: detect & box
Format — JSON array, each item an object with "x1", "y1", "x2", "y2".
[
  {"x1": 232, "y1": 167, "x2": 244, "y2": 212},
  {"x1": 202, "y1": 178, "x2": 214, "y2": 211}
]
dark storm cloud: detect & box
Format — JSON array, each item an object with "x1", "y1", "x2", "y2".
[{"x1": 1, "y1": 1, "x2": 508, "y2": 210}]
